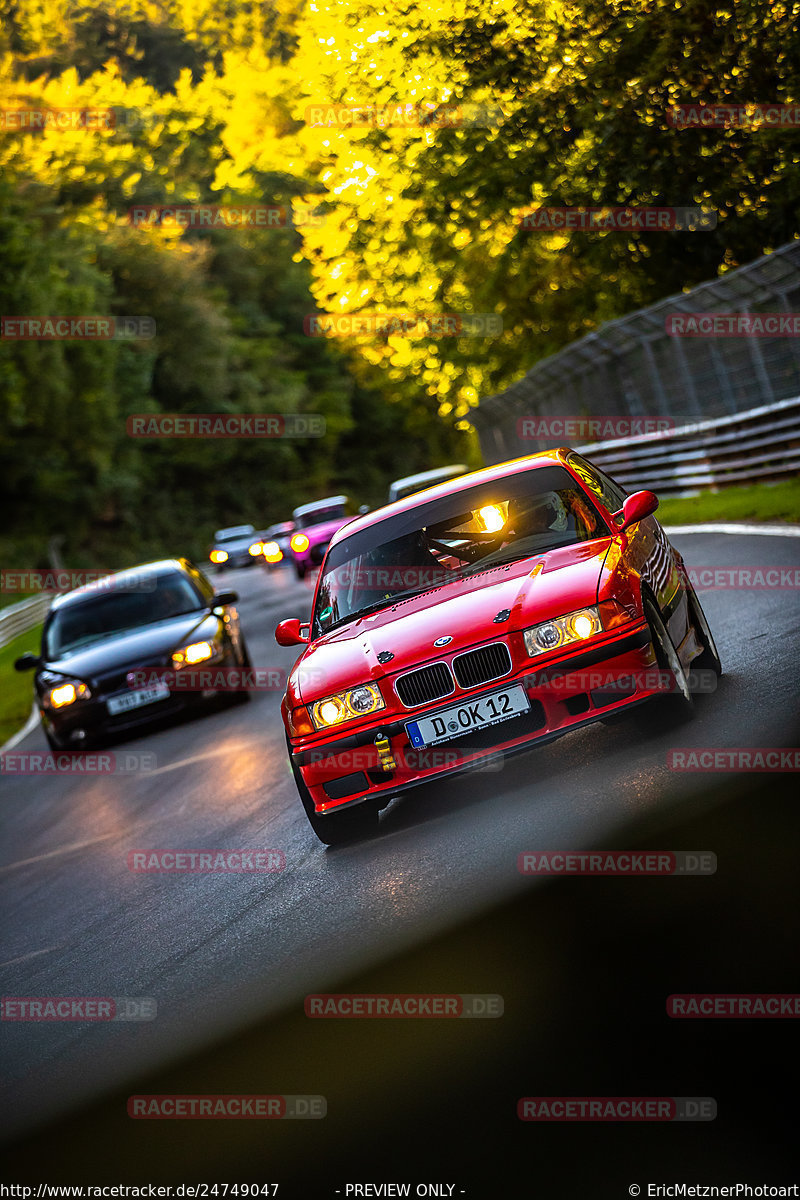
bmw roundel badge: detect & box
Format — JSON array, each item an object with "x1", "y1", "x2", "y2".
[{"x1": 433, "y1": 635, "x2": 453, "y2": 647}]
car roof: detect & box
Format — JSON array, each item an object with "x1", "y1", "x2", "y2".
[
  {"x1": 389, "y1": 464, "x2": 468, "y2": 492},
  {"x1": 292, "y1": 495, "x2": 348, "y2": 519},
  {"x1": 49, "y1": 559, "x2": 192, "y2": 611},
  {"x1": 330, "y1": 449, "x2": 573, "y2": 545},
  {"x1": 214, "y1": 525, "x2": 255, "y2": 539}
]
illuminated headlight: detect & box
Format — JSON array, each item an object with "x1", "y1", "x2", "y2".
[
  {"x1": 291, "y1": 533, "x2": 310, "y2": 554},
  {"x1": 523, "y1": 607, "x2": 602, "y2": 657},
  {"x1": 172, "y1": 639, "x2": 221, "y2": 668},
  {"x1": 47, "y1": 681, "x2": 91, "y2": 709},
  {"x1": 249, "y1": 542, "x2": 263, "y2": 557},
  {"x1": 310, "y1": 683, "x2": 385, "y2": 730},
  {"x1": 263, "y1": 541, "x2": 283, "y2": 563},
  {"x1": 210, "y1": 549, "x2": 228, "y2": 564}
]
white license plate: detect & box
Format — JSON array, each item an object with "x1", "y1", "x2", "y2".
[
  {"x1": 107, "y1": 682, "x2": 170, "y2": 716},
  {"x1": 405, "y1": 684, "x2": 529, "y2": 748}
]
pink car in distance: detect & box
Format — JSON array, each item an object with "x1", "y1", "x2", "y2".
[{"x1": 289, "y1": 496, "x2": 361, "y2": 580}]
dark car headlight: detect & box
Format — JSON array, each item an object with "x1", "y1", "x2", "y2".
[
  {"x1": 43, "y1": 681, "x2": 92, "y2": 709},
  {"x1": 171, "y1": 636, "x2": 224, "y2": 669}
]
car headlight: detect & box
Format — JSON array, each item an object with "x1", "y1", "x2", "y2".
[
  {"x1": 263, "y1": 541, "x2": 283, "y2": 563},
  {"x1": 172, "y1": 639, "x2": 221, "y2": 668},
  {"x1": 210, "y1": 549, "x2": 228, "y2": 564},
  {"x1": 523, "y1": 607, "x2": 603, "y2": 657},
  {"x1": 309, "y1": 683, "x2": 385, "y2": 730},
  {"x1": 249, "y1": 542, "x2": 263, "y2": 557},
  {"x1": 291, "y1": 533, "x2": 310, "y2": 553},
  {"x1": 46, "y1": 681, "x2": 91, "y2": 709}
]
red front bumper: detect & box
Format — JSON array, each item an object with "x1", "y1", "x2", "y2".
[{"x1": 289, "y1": 623, "x2": 660, "y2": 814}]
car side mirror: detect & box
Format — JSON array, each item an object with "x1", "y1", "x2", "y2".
[
  {"x1": 275, "y1": 618, "x2": 310, "y2": 647},
  {"x1": 212, "y1": 589, "x2": 238, "y2": 607},
  {"x1": 14, "y1": 651, "x2": 41, "y2": 672},
  {"x1": 358, "y1": 504, "x2": 370, "y2": 516},
  {"x1": 614, "y1": 490, "x2": 659, "y2": 531}
]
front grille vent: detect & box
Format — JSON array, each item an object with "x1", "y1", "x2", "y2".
[
  {"x1": 395, "y1": 662, "x2": 454, "y2": 708},
  {"x1": 452, "y1": 642, "x2": 512, "y2": 689}
]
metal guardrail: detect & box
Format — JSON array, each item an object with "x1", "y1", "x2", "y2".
[
  {"x1": 473, "y1": 240, "x2": 800, "y2": 466},
  {"x1": 0, "y1": 593, "x2": 50, "y2": 650},
  {"x1": 574, "y1": 395, "x2": 800, "y2": 495}
]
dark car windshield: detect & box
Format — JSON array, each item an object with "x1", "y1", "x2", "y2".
[
  {"x1": 312, "y1": 465, "x2": 609, "y2": 637},
  {"x1": 44, "y1": 573, "x2": 205, "y2": 658},
  {"x1": 295, "y1": 505, "x2": 347, "y2": 529}
]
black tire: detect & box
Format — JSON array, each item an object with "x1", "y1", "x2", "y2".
[
  {"x1": 637, "y1": 592, "x2": 695, "y2": 727},
  {"x1": 230, "y1": 637, "x2": 252, "y2": 704},
  {"x1": 287, "y1": 738, "x2": 379, "y2": 845},
  {"x1": 685, "y1": 580, "x2": 722, "y2": 689},
  {"x1": 295, "y1": 561, "x2": 307, "y2": 580}
]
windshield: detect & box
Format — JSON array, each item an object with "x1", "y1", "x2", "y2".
[
  {"x1": 312, "y1": 465, "x2": 608, "y2": 637},
  {"x1": 296, "y1": 505, "x2": 347, "y2": 529},
  {"x1": 44, "y1": 573, "x2": 205, "y2": 658}
]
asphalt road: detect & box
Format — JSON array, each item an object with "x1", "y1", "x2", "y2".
[{"x1": 2, "y1": 530, "x2": 799, "y2": 1142}]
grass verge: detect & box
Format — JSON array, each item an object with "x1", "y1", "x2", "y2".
[
  {"x1": 0, "y1": 624, "x2": 42, "y2": 748},
  {"x1": 656, "y1": 477, "x2": 800, "y2": 526}
]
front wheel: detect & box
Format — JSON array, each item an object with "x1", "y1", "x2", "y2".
[
  {"x1": 685, "y1": 580, "x2": 722, "y2": 685},
  {"x1": 287, "y1": 740, "x2": 379, "y2": 845},
  {"x1": 294, "y1": 561, "x2": 307, "y2": 580},
  {"x1": 637, "y1": 593, "x2": 695, "y2": 727}
]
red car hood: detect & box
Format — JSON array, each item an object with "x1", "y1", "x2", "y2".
[{"x1": 290, "y1": 538, "x2": 613, "y2": 704}]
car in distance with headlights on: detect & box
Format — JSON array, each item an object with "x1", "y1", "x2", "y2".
[
  {"x1": 289, "y1": 496, "x2": 358, "y2": 580},
  {"x1": 259, "y1": 521, "x2": 296, "y2": 570},
  {"x1": 275, "y1": 448, "x2": 721, "y2": 845},
  {"x1": 14, "y1": 559, "x2": 251, "y2": 753},
  {"x1": 209, "y1": 525, "x2": 263, "y2": 572}
]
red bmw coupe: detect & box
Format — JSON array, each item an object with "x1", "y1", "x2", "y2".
[{"x1": 275, "y1": 449, "x2": 721, "y2": 844}]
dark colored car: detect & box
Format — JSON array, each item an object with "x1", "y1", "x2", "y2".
[
  {"x1": 275, "y1": 448, "x2": 721, "y2": 845},
  {"x1": 14, "y1": 559, "x2": 251, "y2": 753},
  {"x1": 208, "y1": 524, "x2": 263, "y2": 571}
]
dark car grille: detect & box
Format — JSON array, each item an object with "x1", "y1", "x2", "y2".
[
  {"x1": 310, "y1": 541, "x2": 330, "y2": 565},
  {"x1": 395, "y1": 662, "x2": 454, "y2": 708},
  {"x1": 452, "y1": 642, "x2": 512, "y2": 689}
]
